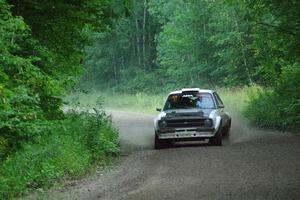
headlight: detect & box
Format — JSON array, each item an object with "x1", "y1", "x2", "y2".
[
  {"x1": 204, "y1": 119, "x2": 212, "y2": 127},
  {"x1": 159, "y1": 120, "x2": 167, "y2": 128}
]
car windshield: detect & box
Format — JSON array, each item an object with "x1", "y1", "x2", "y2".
[{"x1": 163, "y1": 92, "x2": 216, "y2": 110}]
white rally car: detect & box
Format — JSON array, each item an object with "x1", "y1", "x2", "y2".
[{"x1": 154, "y1": 88, "x2": 231, "y2": 149}]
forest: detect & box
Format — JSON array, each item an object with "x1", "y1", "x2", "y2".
[
  {"x1": 82, "y1": 0, "x2": 300, "y2": 130},
  {"x1": 0, "y1": 0, "x2": 125, "y2": 198},
  {"x1": 0, "y1": 0, "x2": 299, "y2": 198}
]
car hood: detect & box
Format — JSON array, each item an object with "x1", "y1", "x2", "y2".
[{"x1": 158, "y1": 108, "x2": 214, "y2": 119}]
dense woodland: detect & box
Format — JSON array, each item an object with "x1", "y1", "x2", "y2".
[
  {"x1": 0, "y1": 0, "x2": 125, "y2": 197},
  {"x1": 83, "y1": 0, "x2": 300, "y2": 90},
  {"x1": 83, "y1": 0, "x2": 300, "y2": 130},
  {"x1": 0, "y1": 0, "x2": 299, "y2": 198}
]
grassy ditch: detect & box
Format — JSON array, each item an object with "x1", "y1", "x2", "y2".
[{"x1": 0, "y1": 108, "x2": 119, "y2": 199}]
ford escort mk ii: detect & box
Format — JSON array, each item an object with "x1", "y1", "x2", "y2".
[{"x1": 154, "y1": 88, "x2": 231, "y2": 149}]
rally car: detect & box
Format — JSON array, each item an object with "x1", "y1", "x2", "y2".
[{"x1": 154, "y1": 88, "x2": 231, "y2": 149}]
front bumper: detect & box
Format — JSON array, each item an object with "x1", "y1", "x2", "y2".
[{"x1": 157, "y1": 127, "x2": 215, "y2": 140}]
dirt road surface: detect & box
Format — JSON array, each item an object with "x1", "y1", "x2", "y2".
[{"x1": 50, "y1": 111, "x2": 300, "y2": 200}]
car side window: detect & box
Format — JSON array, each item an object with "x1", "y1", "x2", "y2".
[{"x1": 213, "y1": 92, "x2": 224, "y2": 108}]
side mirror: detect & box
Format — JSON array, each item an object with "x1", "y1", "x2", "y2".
[{"x1": 156, "y1": 108, "x2": 162, "y2": 112}]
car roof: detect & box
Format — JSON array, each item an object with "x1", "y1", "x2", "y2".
[{"x1": 169, "y1": 88, "x2": 215, "y2": 95}]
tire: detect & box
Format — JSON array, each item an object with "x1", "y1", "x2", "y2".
[
  {"x1": 154, "y1": 133, "x2": 170, "y2": 149},
  {"x1": 209, "y1": 125, "x2": 223, "y2": 146},
  {"x1": 155, "y1": 133, "x2": 163, "y2": 149},
  {"x1": 223, "y1": 119, "x2": 231, "y2": 139}
]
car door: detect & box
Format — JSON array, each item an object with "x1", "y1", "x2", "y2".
[{"x1": 213, "y1": 92, "x2": 229, "y2": 128}]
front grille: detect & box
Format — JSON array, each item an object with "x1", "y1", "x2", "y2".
[
  {"x1": 166, "y1": 112, "x2": 204, "y2": 118},
  {"x1": 165, "y1": 118, "x2": 210, "y2": 128}
]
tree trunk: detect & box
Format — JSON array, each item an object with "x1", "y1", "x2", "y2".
[
  {"x1": 135, "y1": 19, "x2": 141, "y2": 66},
  {"x1": 142, "y1": 0, "x2": 147, "y2": 70},
  {"x1": 233, "y1": 10, "x2": 253, "y2": 86},
  {"x1": 112, "y1": 54, "x2": 118, "y2": 84}
]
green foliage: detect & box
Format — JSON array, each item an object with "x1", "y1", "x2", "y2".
[
  {"x1": 243, "y1": 0, "x2": 300, "y2": 85},
  {"x1": 7, "y1": 0, "x2": 121, "y2": 80},
  {"x1": 234, "y1": 0, "x2": 300, "y2": 131},
  {"x1": 1, "y1": 0, "x2": 124, "y2": 198},
  {"x1": 0, "y1": 109, "x2": 119, "y2": 199},
  {"x1": 83, "y1": 0, "x2": 300, "y2": 88},
  {"x1": 0, "y1": 0, "x2": 126, "y2": 157},
  {"x1": 81, "y1": 0, "x2": 300, "y2": 131},
  {"x1": 81, "y1": 0, "x2": 160, "y2": 92},
  {"x1": 0, "y1": 0, "x2": 59, "y2": 157},
  {"x1": 245, "y1": 64, "x2": 300, "y2": 131}
]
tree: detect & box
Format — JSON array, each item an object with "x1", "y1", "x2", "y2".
[
  {"x1": 0, "y1": 0, "x2": 127, "y2": 157},
  {"x1": 82, "y1": 0, "x2": 160, "y2": 92}
]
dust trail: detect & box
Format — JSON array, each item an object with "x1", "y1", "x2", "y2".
[
  {"x1": 228, "y1": 110, "x2": 288, "y2": 144},
  {"x1": 108, "y1": 110, "x2": 155, "y2": 153}
]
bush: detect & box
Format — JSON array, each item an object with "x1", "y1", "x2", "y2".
[
  {"x1": 0, "y1": 109, "x2": 119, "y2": 199},
  {"x1": 0, "y1": 0, "x2": 64, "y2": 159},
  {"x1": 0, "y1": 1, "x2": 121, "y2": 198},
  {"x1": 245, "y1": 64, "x2": 300, "y2": 131}
]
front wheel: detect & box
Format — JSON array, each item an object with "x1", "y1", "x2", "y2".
[
  {"x1": 223, "y1": 119, "x2": 231, "y2": 139},
  {"x1": 154, "y1": 133, "x2": 163, "y2": 149},
  {"x1": 154, "y1": 133, "x2": 170, "y2": 149},
  {"x1": 209, "y1": 126, "x2": 223, "y2": 146}
]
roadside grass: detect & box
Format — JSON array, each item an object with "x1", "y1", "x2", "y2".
[
  {"x1": 217, "y1": 87, "x2": 260, "y2": 115},
  {"x1": 68, "y1": 92, "x2": 166, "y2": 114},
  {"x1": 0, "y1": 107, "x2": 119, "y2": 199},
  {"x1": 69, "y1": 87, "x2": 259, "y2": 115}
]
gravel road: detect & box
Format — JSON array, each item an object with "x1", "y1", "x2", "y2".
[{"x1": 51, "y1": 110, "x2": 300, "y2": 200}]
